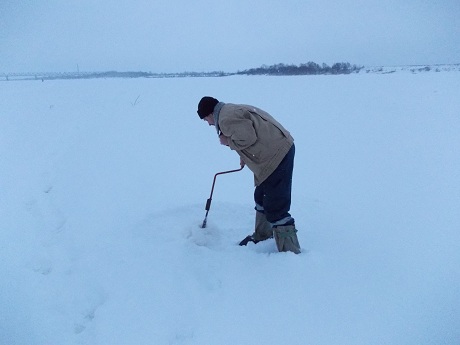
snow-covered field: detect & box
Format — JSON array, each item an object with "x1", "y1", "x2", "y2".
[{"x1": 1, "y1": 72, "x2": 459, "y2": 345}]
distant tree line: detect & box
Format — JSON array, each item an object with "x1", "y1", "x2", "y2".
[
  {"x1": 2, "y1": 61, "x2": 365, "y2": 81},
  {"x1": 237, "y1": 62, "x2": 362, "y2": 76}
]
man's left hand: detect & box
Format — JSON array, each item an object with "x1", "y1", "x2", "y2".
[{"x1": 219, "y1": 134, "x2": 230, "y2": 146}]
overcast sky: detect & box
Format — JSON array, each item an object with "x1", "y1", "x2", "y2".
[{"x1": 1, "y1": 0, "x2": 459, "y2": 73}]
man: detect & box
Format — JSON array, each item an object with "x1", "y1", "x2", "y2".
[{"x1": 197, "y1": 96, "x2": 301, "y2": 254}]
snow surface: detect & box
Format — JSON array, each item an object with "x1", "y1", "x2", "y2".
[{"x1": 1, "y1": 72, "x2": 460, "y2": 345}]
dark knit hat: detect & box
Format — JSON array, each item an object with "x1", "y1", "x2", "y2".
[{"x1": 197, "y1": 96, "x2": 219, "y2": 119}]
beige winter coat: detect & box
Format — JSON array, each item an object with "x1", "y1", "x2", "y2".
[{"x1": 218, "y1": 103, "x2": 294, "y2": 186}]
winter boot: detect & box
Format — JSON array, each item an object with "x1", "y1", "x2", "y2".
[
  {"x1": 239, "y1": 212, "x2": 273, "y2": 246},
  {"x1": 273, "y1": 224, "x2": 301, "y2": 254}
]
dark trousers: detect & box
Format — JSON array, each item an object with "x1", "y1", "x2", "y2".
[{"x1": 254, "y1": 144, "x2": 295, "y2": 226}]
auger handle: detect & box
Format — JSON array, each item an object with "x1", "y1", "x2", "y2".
[{"x1": 200, "y1": 165, "x2": 244, "y2": 228}]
